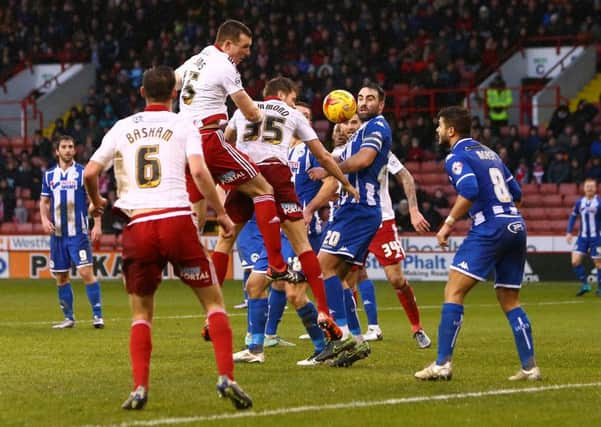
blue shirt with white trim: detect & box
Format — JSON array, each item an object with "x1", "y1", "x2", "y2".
[
  {"x1": 567, "y1": 196, "x2": 601, "y2": 238},
  {"x1": 445, "y1": 138, "x2": 522, "y2": 227},
  {"x1": 338, "y1": 114, "x2": 391, "y2": 207},
  {"x1": 40, "y1": 163, "x2": 90, "y2": 237}
]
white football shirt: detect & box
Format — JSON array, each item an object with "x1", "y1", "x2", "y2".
[
  {"x1": 175, "y1": 45, "x2": 244, "y2": 127},
  {"x1": 226, "y1": 98, "x2": 318, "y2": 165},
  {"x1": 91, "y1": 108, "x2": 203, "y2": 211},
  {"x1": 380, "y1": 152, "x2": 405, "y2": 221}
]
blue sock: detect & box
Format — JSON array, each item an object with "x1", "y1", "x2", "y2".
[
  {"x1": 573, "y1": 264, "x2": 586, "y2": 284},
  {"x1": 506, "y1": 307, "x2": 535, "y2": 369},
  {"x1": 324, "y1": 275, "x2": 347, "y2": 327},
  {"x1": 358, "y1": 279, "x2": 378, "y2": 325},
  {"x1": 58, "y1": 283, "x2": 74, "y2": 320},
  {"x1": 85, "y1": 281, "x2": 102, "y2": 317},
  {"x1": 436, "y1": 303, "x2": 464, "y2": 365},
  {"x1": 265, "y1": 288, "x2": 287, "y2": 335},
  {"x1": 297, "y1": 302, "x2": 326, "y2": 352},
  {"x1": 343, "y1": 288, "x2": 361, "y2": 336},
  {"x1": 248, "y1": 298, "x2": 268, "y2": 352}
]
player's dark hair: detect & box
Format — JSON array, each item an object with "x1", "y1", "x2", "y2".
[
  {"x1": 142, "y1": 66, "x2": 175, "y2": 102},
  {"x1": 216, "y1": 19, "x2": 252, "y2": 44},
  {"x1": 438, "y1": 106, "x2": 472, "y2": 137},
  {"x1": 584, "y1": 177, "x2": 597, "y2": 185},
  {"x1": 263, "y1": 77, "x2": 299, "y2": 98},
  {"x1": 54, "y1": 134, "x2": 75, "y2": 151},
  {"x1": 360, "y1": 82, "x2": 386, "y2": 103}
]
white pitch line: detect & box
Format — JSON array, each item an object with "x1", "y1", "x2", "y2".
[
  {"x1": 0, "y1": 300, "x2": 585, "y2": 327},
  {"x1": 85, "y1": 382, "x2": 601, "y2": 427}
]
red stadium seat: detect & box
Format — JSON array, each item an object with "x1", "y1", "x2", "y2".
[
  {"x1": 522, "y1": 193, "x2": 544, "y2": 207},
  {"x1": 558, "y1": 183, "x2": 578, "y2": 196},
  {"x1": 32, "y1": 223, "x2": 45, "y2": 234},
  {"x1": 564, "y1": 194, "x2": 580, "y2": 207},
  {"x1": 404, "y1": 161, "x2": 421, "y2": 173},
  {"x1": 541, "y1": 194, "x2": 564, "y2": 207},
  {"x1": 0, "y1": 223, "x2": 17, "y2": 234},
  {"x1": 538, "y1": 183, "x2": 558, "y2": 194},
  {"x1": 15, "y1": 223, "x2": 33, "y2": 233},
  {"x1": 520, "y1": 183, "x2": 539, "y2": 195},
  {"x1": 99, "y1": 234, "x2": 116, "y2": 250},
  {"x1": 420, "y1": 161, "x2": 441, "y2": 173},
  {"x1": 546, "y1": 207, "x2": 570, "y2": 220},
  {"x1": 521, "y1": 207, "x2": 547, "y2": 220}
]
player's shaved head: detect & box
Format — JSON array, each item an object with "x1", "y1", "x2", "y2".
[{"x1": 142, "y1": 66, "x2": 175, "y2": 102}]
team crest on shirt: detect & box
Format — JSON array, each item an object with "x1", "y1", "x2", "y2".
[{"x1": 452, "y1": 161, "x2": 463, "y2": 175}]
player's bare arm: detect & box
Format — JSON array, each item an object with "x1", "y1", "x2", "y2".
[
  {"x1": 308, "y1": 147, "x2": 377, "y2": 180},
  {"x1": 305, "y1": 139, "x2": 358, "y2": 201},
  {"x1": 303, "y1": 176, "x2": 338, "y2": 225},
  {"x1": 83, "y1": 161, "x2": 108, "y2": 216},
  {"x1": 230, "y1": 90, "x2": 262, "y2": 123},
  {"x1": 437, "y1": 195, "x2": 472, "y2": 247},
  {"x1": 394, "y1": 168, "x2": 430, "y2": 233},
  {"x1": 188, "y1": 154, "x2": 234, "y2": 238},
  {"x1": 224, "y1": 126, "x2": 237, "y2": 144},
  {"x1": 39, "y1": 196, "x2": 55, "y2": 234}
]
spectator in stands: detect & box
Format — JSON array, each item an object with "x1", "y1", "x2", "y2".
[
  {"x1": 524, "y1": 126, "x2": 542, "y2": 162},
  {"x1": 569, "y1": 159, "x2": 585, "y2": 184},
  {"x1": 515, "y1": 159, "x2": 530, "y2": 185},
  {"x1": 532, "y1": 153, "x2": 546, "y2": 184},
  {"x1": 31, "y1": 130, "x2": 53, "y2": 163},
  {"x1": 548, "y1": 103, "x2": 571, "y2": 136},
  {"x1": 407, "y1": 137, "x2": 426, "y2": 162},
  {"x1": 571, "y1": 100, "x2": 598, "y2": 130},
  {"x1": 395, "y1": 199, "x2": 414, "y2": 232},
  {"x1": 0, "y1": 178, "x2": 15, "y2": 222},
  {"x1": 585, "y1": 157, "x2": 601, "y2": 181},
  {"x1": 431, "y1": 188, "x2": 449, "y2": 210},
  {"x1": 13, "y1": 198, "x2": 28, "y2": 224},
  {"x1": 547, "y1": 150, "x2": 571, "y2": 183},
  {"x1": 420, "y1": 199, "x2": 442, "y2": 230},
  {"x1": 485, "y1": 74, "x2": 512, "y2": 132}
]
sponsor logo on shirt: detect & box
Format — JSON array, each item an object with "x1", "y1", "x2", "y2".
[
  {"x1": 507, "y1": 221, "x2": 525, "y2": 233},
  {"x1": 452, "y1": 161, "x2": 463, "y2": 175}
]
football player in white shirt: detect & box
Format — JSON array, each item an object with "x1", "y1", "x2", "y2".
[
  {"x1": 223, "y1": 77, "x2": 357, "y2": 358},
  {"x1": 83, "y1": 66, "x2": 252, "y2": 411},
  {"x1": 175, "y1": 19, "x2": 296, "y2": 286}
]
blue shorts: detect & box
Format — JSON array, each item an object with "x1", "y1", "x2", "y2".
[
  {"x1": 236, "y1": 218, "x2": 263, "y2": 270},
  {"x1": 50, "y1": 234, "x2": 93, "y2": 272},
  {"x1": 451, "y1": 218, "x2": 527, "y2": 288},
  {"x1": 253, "y1": 233, "x2": 297, "y2": 274},
  {"x1": 319, "y1": 204, "x2": 381, "y2": 265},
  {"x1": 573, "y1": 236, "x2": 601, "y2": 258}
]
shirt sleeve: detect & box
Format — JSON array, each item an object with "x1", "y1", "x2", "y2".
[
  {"x1": 387, "y1": 152, "x2": 405, "y2": 175},
  {"x1": 40, "y1": 171, "x2": 50, "y2": 197},
  {"x1": 221, "y1": 62, "x2": 244, "y2": 95},
  {"x1": 445, "y1": 155, "x2": 479, "y2": 200},
  {"x1": 295, "y1": 111, "x2": 318, "y2": 141},
  {"x1": 90, "y1": 127, "x2": 117, "y2": 170},
  {"x1": 183, "y1": 120, "x2": 204, "y2": 157}
]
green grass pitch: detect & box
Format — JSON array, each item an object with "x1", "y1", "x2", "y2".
[{"x1": 1, "y1": 279, "x2": 600, "y2": 426}]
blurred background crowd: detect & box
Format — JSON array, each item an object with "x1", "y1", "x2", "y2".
[{"x1": 2, "y1": 0, "x2": 601, "y2": 233}]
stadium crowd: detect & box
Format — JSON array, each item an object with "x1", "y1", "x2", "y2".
[{"x1": 2, "y1": 0, "x2": 601, "y2": 232}]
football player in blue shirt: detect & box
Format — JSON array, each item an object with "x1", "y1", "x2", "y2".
[
  {"x1": 306, "y1": 83, "x2": 392, "y2": 366},
  {"x1": 414, "y1": 106, "x2": 541, "y2": 381},
  {"x1": 40, "y1": 135, "x2": 104, "y2": 329},
  {"x1": 566, "y1": 177, "x2": 601, "y2": 296}
]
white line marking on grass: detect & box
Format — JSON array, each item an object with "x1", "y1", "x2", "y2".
[
  {"x1": 85, "y1": 382, "x2": 601, "y2": 427},
  {"x1": 0, "y1": 300, "x2": 584, "y2": 327}
]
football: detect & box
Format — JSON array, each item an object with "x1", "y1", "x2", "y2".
[{"x1": 322, "y1": 89, "x2": 357, "y2": 123}]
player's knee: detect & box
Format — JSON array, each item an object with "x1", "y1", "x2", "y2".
[{"x1": 55, "y1": 272, "x2": 70, "y2": 285}]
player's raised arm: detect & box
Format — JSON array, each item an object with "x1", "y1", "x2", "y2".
[
  {"x1": 391, "y1": 154, "x2": 430, "y2": 233},
  {"x1": 305, "y1": 139, "x2": 358, "y2": 201},
  {"x1": 230, "y1": 90, "x2": 262, "y2": 123}
]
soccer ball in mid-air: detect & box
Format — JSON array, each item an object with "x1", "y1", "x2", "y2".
[{"x1": 322, "y1": 89, "x2": 357, "y2": 123}]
